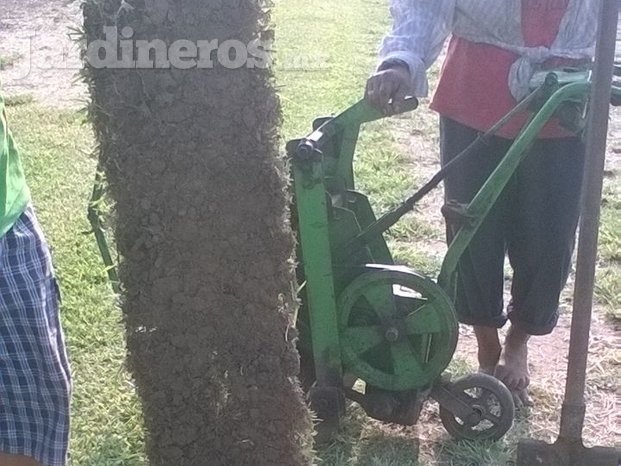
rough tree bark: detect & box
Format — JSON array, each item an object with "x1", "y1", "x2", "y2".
[{"x1": 82, "y1": 1, "x2": 314, "y2": 465}]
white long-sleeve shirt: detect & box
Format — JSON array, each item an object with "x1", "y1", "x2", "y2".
[{"x1": 378, "y1": 0, "x2": 599, "y2": 100}]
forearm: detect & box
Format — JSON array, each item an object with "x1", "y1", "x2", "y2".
[{"x1": 378, "y1": 0, "x2": 455, "y2": 96}]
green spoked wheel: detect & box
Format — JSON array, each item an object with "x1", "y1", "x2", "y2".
[{"x1": 338, "y1": 267, "x2": 458, "y2": 391}]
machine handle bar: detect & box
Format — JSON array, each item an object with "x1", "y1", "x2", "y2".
[{"x1": 295, "y1": 97, "x2": 418, "y2": 161}]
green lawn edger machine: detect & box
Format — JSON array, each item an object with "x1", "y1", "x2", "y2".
[{"x1": 287, "y1": 67, "x2": 618, "y2": 442}]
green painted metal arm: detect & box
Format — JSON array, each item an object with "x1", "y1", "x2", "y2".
[
  {"x1": 437, "y1": 81, "x2": 592, "y2": 290},
  {"x1": 289, "y1": 97, "x2": 417, "y2": 388},
  {"x1": 294, "y1": 97, "x2": 418, "y2": 161},
  {"x1": 335, "y1": 76, "x2": 621, "y2": 268},
  {"x1": 292, "y1": 153, "x2": 343, "y2": 386}
]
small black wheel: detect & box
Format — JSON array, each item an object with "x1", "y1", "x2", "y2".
[{"x1": 439, "y1": 373, "x2": 515, "y2": 441}]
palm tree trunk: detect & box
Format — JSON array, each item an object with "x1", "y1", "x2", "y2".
[{"x1": 82, "y1": 1, "x2": 313, "y2": 464}]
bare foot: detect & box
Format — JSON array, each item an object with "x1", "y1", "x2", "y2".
[
  {"x1": 512, "y1": 388, "x2": 533, "y2": 408},
  {"x1": 494, "y1": 325, "x2": 531, "y2": 392},
  {"x1": 473, "y1": 326, "x2": 502, "y2": 375}
]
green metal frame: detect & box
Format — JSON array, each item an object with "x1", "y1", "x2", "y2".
[
  {"x1": 288, "y1": 98, "x2": 419, "y2": 387},
  {"x1": 289, "y1": 69, "x2": 621, "y2": 393},
  {"x1": 438, "y1": 80, "x2": 591, "y2": 291}
]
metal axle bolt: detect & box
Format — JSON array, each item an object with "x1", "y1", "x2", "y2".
[{"x1": 385, "y1": 327, "x2": 400, "y2": 342}]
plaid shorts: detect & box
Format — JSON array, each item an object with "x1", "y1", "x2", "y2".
[{"x1": 0, "y1": 205, "x2": 71, "y2": 466}]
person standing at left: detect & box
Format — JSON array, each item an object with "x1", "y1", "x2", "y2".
[{"x1": 0, "y1": 86, "x2": 72, "y2": 466}]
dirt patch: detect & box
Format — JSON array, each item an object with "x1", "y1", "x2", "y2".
[
  {"x1": 1, "y1": 0, "x2": 85, "y2": 107},
  {"x1": 83, "y1": 1, "x2": 313, "y2": 464}
]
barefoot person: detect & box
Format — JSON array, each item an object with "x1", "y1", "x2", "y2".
[
  {"x1": 0, "y1": 88, "x2": 71, "y2": 465},
  {"x1": 366, "y1": 0, "x2": 598, "y2": 404}
]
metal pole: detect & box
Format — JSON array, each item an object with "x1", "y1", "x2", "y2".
[{"x1": 559, "y1": 0, "x2": 619, "y2": 441}]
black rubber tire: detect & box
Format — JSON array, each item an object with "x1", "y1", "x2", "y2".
[{"x1": 439, "y1": 373, "x2": 515, "y2": 441}]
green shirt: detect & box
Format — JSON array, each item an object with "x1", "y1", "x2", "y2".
[{"x1": 0, "y1": 92, "x2": 31, "y2": 238}]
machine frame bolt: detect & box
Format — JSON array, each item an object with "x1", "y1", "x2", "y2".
[{"x1": 385, "y1": 327, "x2": 400, "y2": 342}]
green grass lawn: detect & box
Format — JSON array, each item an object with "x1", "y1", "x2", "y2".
[{"x1": 4, "y1": 0, "x2": 620, "y2": 464}]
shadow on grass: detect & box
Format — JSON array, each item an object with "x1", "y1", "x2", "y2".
[
  {"x1": 353, "y1": 434, "x2": 420, "y2": 466},
  {"x1": 428, "y1": 437, "x2": 515, "y2": 466},
  {"x1": 425, "y1": 408, "x2": 536, "y2": 466},
  {"x1": 316, "y1": 404, "x2": 421, "y2": 466},
  {"x1": 314, "y1": 401, "x2": 544, "y2": 466}
]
